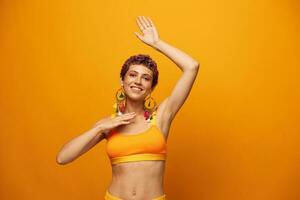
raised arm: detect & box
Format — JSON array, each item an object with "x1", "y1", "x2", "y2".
[{"x1": 134, "y1": 16, "x2": 200, "y2": 123}]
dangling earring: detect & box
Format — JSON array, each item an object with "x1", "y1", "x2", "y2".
[
  {"x1": 143, "y1": 93, "x2": 157, "y2": 122},
  {"x1": 114, "y1": 87, "x2": 126, "y2": 116}
]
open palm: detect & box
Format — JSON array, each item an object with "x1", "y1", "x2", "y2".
[{"x1": 134, "y1": 16, "x2": 160, "y2": 46}]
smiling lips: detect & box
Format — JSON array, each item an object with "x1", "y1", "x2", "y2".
[{"x1": 130, "y1": 86, "x2": 143, "y2": 91}]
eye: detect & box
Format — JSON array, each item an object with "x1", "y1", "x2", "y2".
[
  {"x1": 144, "y1": 77, "x2": 150, "y2": 81},
  {"x1": 129, "y1": 74, "x2": 136, "y2": 77}
]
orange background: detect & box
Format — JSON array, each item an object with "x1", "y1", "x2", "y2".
[{"x1": 1, "y1": 0, "x2": 299, "y2": 200}]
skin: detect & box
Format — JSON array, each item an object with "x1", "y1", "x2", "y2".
[
  {"x1": 56, "y1": 16, "x2": 199, "y2": 199},
  {"x1": 107, "y1": 64, "x2": 167, "y2": 199}
]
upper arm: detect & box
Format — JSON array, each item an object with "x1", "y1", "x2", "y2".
[{"x1": 164, "y1": 65, "x2": 199, "y2": 121}]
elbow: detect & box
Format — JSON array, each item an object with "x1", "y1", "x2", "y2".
[
  {"x1": 56, "y1": 155, "x2": 65, "y2": 165},
  {"x1": 188, "y1": 62, "x2": 200, "y2": 72},
  {"x1": 193, "y1": 61, "x2": 200, "y2": 69},
  {"x1": 56, "y1": 154, "x2": 69, "y2": 165},
  {"x1": 187, "y1": 60, "x2": 200, "y2": 71}
]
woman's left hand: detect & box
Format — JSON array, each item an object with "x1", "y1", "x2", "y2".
[{"x1": 134, "y1": 16, "x2": 160, "y2": 47}]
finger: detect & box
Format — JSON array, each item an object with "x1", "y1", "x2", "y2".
[
  {"x1": 125, "y1": 112, "x2": 136, "y2": 116},
  {"x1": 120, "y1": 120, "x2": 132, "y2": 125},
  {"x1": 119, "y1": 118, "x2": 136, "y2": 125},
  {"x1": 137, "y1": 16, "x2": 147, "y2": 30},
  {"x1": 134, "y1": 32, "x2": 143, "y2": 40},
  {"x1": 123, "y1": 112, "x2": 136, "y2": 115},
  {"x1": 122, "y1": 115, "x2": 136, "y2": 121},
  {"x1": 121, "y1": 113, "x2": 136, "y2": 117},
  {"x1": 147, "y1": 17, "x2": 155, "y2": 27},
  {"x1": 113, "y1": 115, "x2": 130, "y2": 122},
  {"x1": 136, "y1": 18, "x2": 145, "y2": 32},
  {"x1": 119, "y1": 113, "x2": 136, "y2": 120},
  {"x1": 120, "y1": 115, "x2": 135, "y2": 121},
  {"x1": 118, "y1": 112, "x2": 135, "y2": 116},
  {"x1": 142, "y1": 16, "x2": 151, "y2": 27}
]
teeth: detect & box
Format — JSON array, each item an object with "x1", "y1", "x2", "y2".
[{"x1": 131, "y1": 86, "x2": 142, "y2": 91}]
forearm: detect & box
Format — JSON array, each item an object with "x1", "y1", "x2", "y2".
[
  {"x1": 56, "y1": 126, "x2": 105, "y2": 165},
  {"x1": 152, "y1": 39, "x2": 199, "y2": 71}
]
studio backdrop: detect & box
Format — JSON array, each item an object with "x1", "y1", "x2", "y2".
[{"x1": 0, "y1": 0, "x2": 299, "y2": 200}]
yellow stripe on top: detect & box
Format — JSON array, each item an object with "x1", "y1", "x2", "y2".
[
  {"x1": 106, "y1": 112, "x2": 167, "y2": 165},
  {"x1": 111, "y1": 153, "x2": 166, "y2": 165}
]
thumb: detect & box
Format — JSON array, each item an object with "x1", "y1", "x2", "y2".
[{"x1": 134, "y1": 32, "x2": 143, "y2": 40}]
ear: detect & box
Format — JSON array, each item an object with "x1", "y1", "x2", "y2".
[{"x1": 119, "y1": 78, "x2": 123, "y2": 86}]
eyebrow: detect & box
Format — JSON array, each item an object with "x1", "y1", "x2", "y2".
[{"x1": 129, "y1": 70, "x2": 152, "y2": 76}]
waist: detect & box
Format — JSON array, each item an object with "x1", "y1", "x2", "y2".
[{"x1": 110, "y1": 161, "x2": 165, "y2": 189}]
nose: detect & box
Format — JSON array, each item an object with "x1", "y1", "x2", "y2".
[{"x1": 134, "y1": 76, "x2": 142, "y2": 85}]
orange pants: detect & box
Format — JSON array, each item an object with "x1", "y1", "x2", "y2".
[{"x1": 104, "y1": 190, "x2": 166, "y2": 200}]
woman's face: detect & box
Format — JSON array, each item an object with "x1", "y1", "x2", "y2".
[{"x1": 122, "y1": 64, "x2": 154, "y2": 101}]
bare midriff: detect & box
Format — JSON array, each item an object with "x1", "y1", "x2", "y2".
[{"x1": 108, "y1": 160, "x2": 165, "y2": 200}]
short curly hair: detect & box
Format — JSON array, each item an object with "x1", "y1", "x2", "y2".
[{"x1": 120, "y1": 54, "x2": 159, "y2": 88}]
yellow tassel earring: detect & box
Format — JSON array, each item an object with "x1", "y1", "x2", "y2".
[
  {"x1": 143, "y1": 93, "x2": 157, "y2": 122},
  {"x1": 114, "y1": 87, "x2": 126, "y2": 116}
]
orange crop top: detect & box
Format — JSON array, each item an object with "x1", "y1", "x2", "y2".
[{"x1": 105, "y1": 113, "x2": 167, "y2": 165}]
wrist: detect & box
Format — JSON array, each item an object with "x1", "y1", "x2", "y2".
[
  {"x1": 93, "y1": 125, "x2": 107, "y2": 136},
  {"x1": 152, "y1": 39, "x2": 163, "y2": 50}
]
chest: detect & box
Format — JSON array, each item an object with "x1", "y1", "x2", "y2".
[
  {"x1": 115, "y1": 121, "x2": 152, "y2": 136},
  {"x1": 106, "y1": 125, "x2": 167, "y2": 158}
]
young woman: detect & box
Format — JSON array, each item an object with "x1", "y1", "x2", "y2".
[{"x1": 56, "y1": 16, "x2": 199, "y2": 200}]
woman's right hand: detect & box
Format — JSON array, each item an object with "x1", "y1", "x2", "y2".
[{"x1": 93, "y1": 112, "x2": 136, "y2": 136}]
